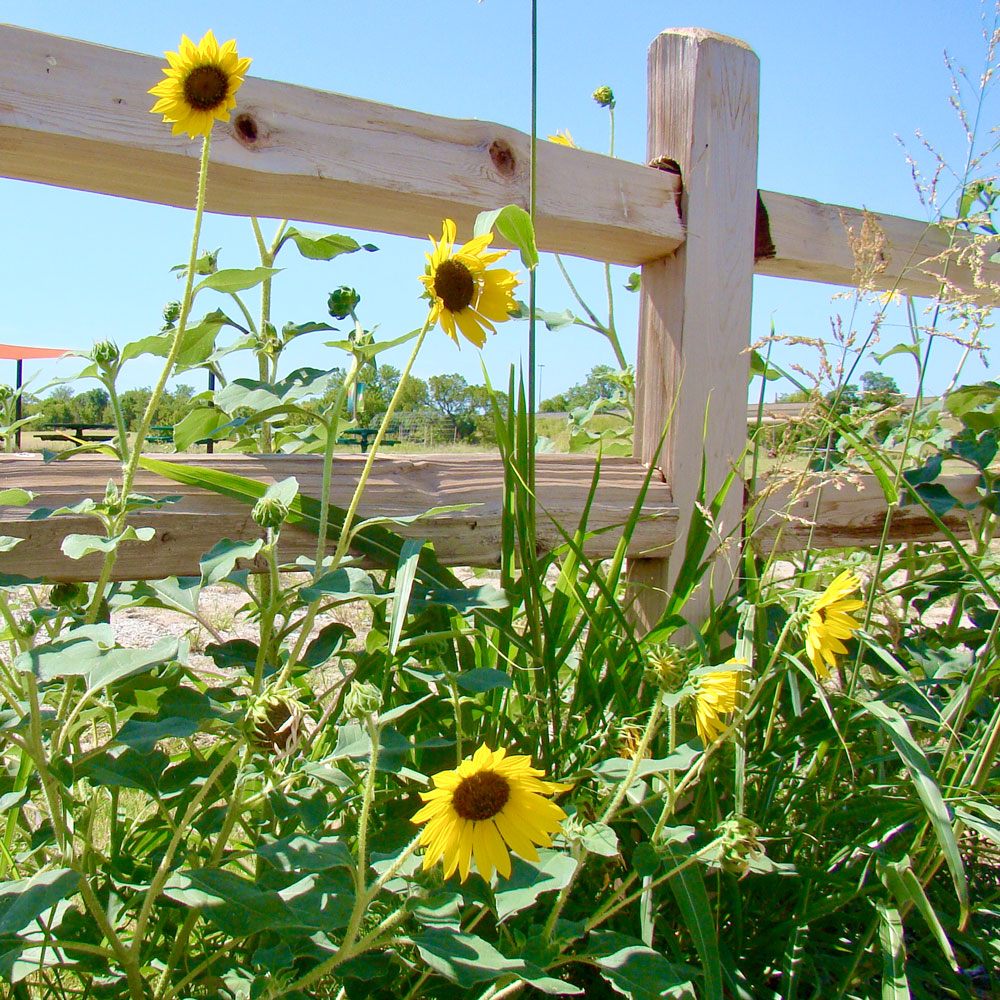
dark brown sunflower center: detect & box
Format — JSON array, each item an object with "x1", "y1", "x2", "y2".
[
  {"x1": 434, "y1": 259, "x2": 476, "y2": 312},
  {"x1": 183, "y1": 65, "x2": 229, "y2": 110},
  {"x1": 452, "y1": 770, "x2": 510, "y2": 821}
]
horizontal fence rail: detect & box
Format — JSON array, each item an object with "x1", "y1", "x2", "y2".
[{"x1": 0, "y1": 454, "x2": 982, "y2": 581}]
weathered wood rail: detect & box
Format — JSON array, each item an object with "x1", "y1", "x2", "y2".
[{"x1": 0, "y1": 24, "x2": 993, "y2": 615}]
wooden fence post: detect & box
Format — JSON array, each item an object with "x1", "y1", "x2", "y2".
[{"x1": 629, "y1": 29, "x2": 760, "y2": 632}]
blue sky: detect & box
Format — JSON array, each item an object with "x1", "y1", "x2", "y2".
[{"x1": 1, "y1": 0, "x2": 997, "y2": 402}]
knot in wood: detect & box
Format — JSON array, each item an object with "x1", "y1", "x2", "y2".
[
  {"x1": 489, "y1": 139, "x2": 517, "y2": 178},
  {"x1": 233, "y1": 113, "x2": 260, "y2": 145}
]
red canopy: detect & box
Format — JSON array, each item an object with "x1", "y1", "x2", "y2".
[{"x1": 0, "y1": 344, "x2": 69, "y2": 360}]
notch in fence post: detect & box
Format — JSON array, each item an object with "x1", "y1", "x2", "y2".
[{"x1": 628, "y1": 28, "x2": 760, "y2": 633}]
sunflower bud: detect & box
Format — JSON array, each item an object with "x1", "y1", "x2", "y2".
[
  {"x1": 162, "y1": 300, "x2": 181, "y2": 329},
  {"x1": 592, "y1": 85, "x2": 615, "y2": 109},
  {"x1": 49, "y1": 582, "x2": 87, "y2": 609},
  {"x1": 644, "y1": 644, "x2": 687, "y2": 693},
  {"x1": 343, "y1": 680, "x2": 382, "y2": 722},
  {"x1": 715, "y1": 816, "x2": 765, "y2": 878},
  {"x1": 328, "y1": 286, "x2": 361, "y2": 320},
  {"x1": 92, "y1": 339, "x2": 120, "y2": 372},
  {"x1": 246, "y1": 685, "x2": 308, "y2": 758},
  {"x1": 252, "y1": 496, "x2": 289, "y2": 530},
  {"x1": 104, "y1": 480, "x2": 122, "y2": 514}
]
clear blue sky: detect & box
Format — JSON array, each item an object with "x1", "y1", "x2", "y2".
[{"x1": 1, "y1": 1, "x2": 996, "y2": 402}]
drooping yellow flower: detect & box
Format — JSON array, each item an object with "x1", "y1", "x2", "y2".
[
  {"x1": 412, "y1": 744, "x2": 568, "y2": 883},
  {"x1": 149, "y1": 30, "x2": 252, "y2": 138},
  {"x1": 419, "y1": 219, "x2": 520, "y2": 349},
  {"x1": 804, "y1": 570, "x2": 865, "y2": 678},
  {"x1": 548, "y1": 129, "x2": 577, "y2": 147},
  {"x1": 694, "y1": 663, "x2": 744, "y2": 745}
]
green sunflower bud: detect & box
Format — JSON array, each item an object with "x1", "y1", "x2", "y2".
[
  {"x1": 343, "y1": 680, "x2": 382, "y2": 722},
  {"x1": 49, "y1": 582, "x2": 88, "y2": 608},
  {"x1": 104, "y1": 480, "x2": 122, "y2": 513},
  {"x1": 92, "y1": 339, "x2": 120, "y2": 371},
  {"x1": 644, "y1": 643, "x2": 688, "y2": 693},
  {"x1": 252, "y1": 496, "x2": 289, "y2": 530},
  {"x1": 328, "y1": 286, "x2": 361, "y2": 320},
  {"x1": 162, "y1": 300, "x2": 181, "y2": 329},
  {"x1": 592, "y1": 85, "x2": 615, "y2": 108}
]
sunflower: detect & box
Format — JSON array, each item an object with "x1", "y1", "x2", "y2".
[
  {"x1": 694, "y1": 663, "x2": 744, "y2": 745},
  {"x1": 149, "y1": 30, "x2": 252, "y2": 138},
  {"x1": 419, "y1": 219, "x2": 520, "y2": 349},
  {"x1": 548, "y1": 129, "x2": 577, "y2": 147},
  {"x1": 413, "y1": 744, "x2": 569, "y2": 883},
  {"x1": 804, "y1": 570, "x2": 865, "y2": 678}
]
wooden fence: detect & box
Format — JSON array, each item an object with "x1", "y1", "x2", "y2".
[{"x1": 0, "y1": 24, "x2": 993, "y2": 627}]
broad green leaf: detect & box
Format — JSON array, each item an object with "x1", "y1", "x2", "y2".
[
  {"x1": 299, "y1": 567, "x2": 380, "y2": 603},
  {"x1": 195, "y1": 266, "x2": 281, "y2": 294},
  {"x1": 494, "y1": 851, "x2": 578, "y2": 921},
  {"x1": 61, "y1": 525, "x2": 155, "y2": 560},
  {"x1": 411, "y1": 584, "x2": 510, "y2": 613},
  {"x1": 945, "y1": 381, "x2": 1000, "y2": 418},
  {"x1": 474, "y1": 205, "x2": 539, "y2": 269},
  {"x1": 215, "y1": 367, "x2": 339, "y2": 415},
  {"x1": 0, "y1": 536, "x2": 23, "y2": 553},
  {"x1": 590, "y1": 747, "x2": 699, "y2": 783},
  {"x1": 625, "y1": 271, "x2": 641, "y2": 291},
  {"x1": 585, "y1": 931, "x2": 695, "y2": 1000},
  {"x1": 205, "y1": 638, "x2": 259, "y2": 674},
  {"x1": 75, "y1": 746, "x2": 168, "y2": 795},
  {"x1": 301, "y1": 622, "x2": 353, "y2": 668},
  {"x1": 257, "y1": 835, "x2": 354, "y2": 872},
  {"x1": 874, "y1": 342, "x2": 921, "y2": 363},
  {"x1": 264, "y1": 475, "x2": 299, "y2": 508},
  {"x1": 162, "y1": 868, "x2": 295, "y2": 935},
  {"x1": 749, "y1": 349, "x2": 781, "y2": 381},
  {"x1": 876, "y1": 903, "x2": 909, "y2": 1000},
  {"x1": 860, "y1": 700, "x2": 969, "y2": 928},
  {"x1": 0, "y1": 489, "x2": 34, "y2": 506},
  {"x1": 200, "y1": 537, "x2": 264, "y2": 586},
  {"x1": 174, "y1": 407, "x2": 228, "y2": 451},
  {"x1": 413, "y1": 927, "x2": 524, "y2": 986},
  {"x1": 580, "y1": 822, "x2": 619, "y2": 858},
  {"x1": 0, "y1": 868, "x2": 78, "y2": 937},
  {"x1": 456, "y1": 668, "x2": 513, "y2": 693},
  {"x1": 283, "y1": 228, "x2": 378, "y2": 260},
  {"x1": 115, "y1": 714, "x2": 200, "y2": 752}
]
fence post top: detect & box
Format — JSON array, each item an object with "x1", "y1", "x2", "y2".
[{"x1": 652, "y1": 27, "x2": 755, "y2": 53}]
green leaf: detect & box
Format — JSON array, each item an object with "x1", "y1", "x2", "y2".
[
  {"x1": 200, "y1": 537, "x2": 264, "y2": 587},
  {"x1": 456, "y1": 668, "x2": 513, "y2": 693},
  {"x1": 413, "y1": 927, "x2": 525, "y2": 986},
  {"x1": 585, "y1": 931, "x2": 695, "y2": 1000},
  {"x1": 162, "y1": 868, "x2": 295, "y2": 936},
  {"x1": 494, "y1": 850, "x2": 578, "y2": 921},
  {"x1": 257, "y1": 835, "x2": 354, "y2": 872},
  {"x1": 299, "y1": 567, "x2": 380, "y2": 603},
  {"x1": 283, "y1": 228, "x2": 378, "y2": 260},
  {"x1": 301, "y1": 622, "x2": 353, "y2": 668},
  {"x1": 625, "y1": 271, "x2": 641, "y2": 292},
  {"x1": 579, "y1": 823, "x2": 620, "y2": 857},
  {"x1": 0, "y1": 536, "x2": 23, "y2": 553},
  {"x1": 874, "y1": 342, "x2": 921, "y2": 363},
  {"x1": 389, "y1": 537, "x2": 422, "y2": 656},
  {"x1": 945, "y1": 381, "x2": 1000, "y2": 418},
  {"x1": 749, "y1": 349, "x2": 780, "y2": 381},
  {"x1": 411, "y1": 583, "x2": 509, "y2": 613},
  {"x1": 75, "y1": 745, "x2": 169, "y2": 795},
  {"x1": 61, "y1": 525, "x2": 155, "y2": 560},
  {"x1": 264, "y1": 475, "x2": 299, "y2": 508},
  {"x1": 860, "y1": 700, "x2": 969, "y2": 928},
  {"x1": 474, "y1": 205, "x2": 539, "y2": 269},
  {"x1": 878, "y1": 856, "x2": 957, "y2": 970},
  {"x1": 0, "y1": 868, "x2": 78, "y2": 937},
  {"x1": 0, "y1": 488, "x2": 34, "y2": 506},
  {"x1": 662, "y1": 841, "x2": 722, "y2": 1000},
  {"x1": 174, "y1": 407, "x2": 228, "y2": 451},
  {"x1": 590, "y1": 747, "x2": 699, "y2": 784},
  {"x1": 18, "y1": 631, "x2": 181, "y2": 691},
  {"x1": 115, "y1": 714, "x2": 200, "y2": 752},
  {"x1": 195, "y1": 267, "x2": 281, "y2": 295},
  {"x1": 876, "y1": 902, "x2": 909, "y2": 1000},
  {"x1": 534, "y1": 308, "x2": 577, "y2": 331},
  {"x1": 215, "y1": 367, "x2": 340, "y2": 416}
]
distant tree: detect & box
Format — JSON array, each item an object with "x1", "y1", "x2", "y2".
[
  {"x1": 563, "y1": 365, "x2": 620, "y2": 410},
  {"x1": 859, "y1": 371, "x2": 901, "y2": 405},
  {"x1": 540, "y1": 394, "x2": 568, "y2": 412},
  {"x1": 428, "y1": 374, "x2": 472, "y2": 420}
]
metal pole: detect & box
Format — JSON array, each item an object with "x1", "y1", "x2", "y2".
[
  {"x1": 15, "y1": 359, "x2": 22, "y2": 450},
  {"x1": 207, "y1": 369, "x2": 216, "y2": 454}
]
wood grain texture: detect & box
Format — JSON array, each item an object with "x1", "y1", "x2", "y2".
[
  {"x1": 0, "y1": 453, "x2": 676, "y2": 581},
  {"x1": 0, "y1": 24, "x2": 683, "y2": 266},
  {"x1": 750, "y1": 473, "x2": 987, "y2": 551},
  {"x1": 630, "y1": 29, "x2": 760, "y2": 630},
  {"x1": 755, "y1": 190, "x2": 1000, "y2": 302}
]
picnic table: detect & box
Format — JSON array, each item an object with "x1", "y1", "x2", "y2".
[
  {"x1": 337, "y1": 427, "x2": 399, "y2": 453},
  {"x1": 38, "y1": 422, "x2": 116, "y2": 443}
]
